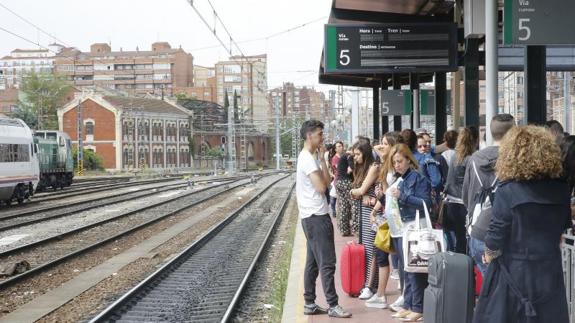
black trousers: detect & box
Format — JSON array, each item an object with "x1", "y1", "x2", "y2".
[
  {"x1": 302, "y1": 214, "x2": 338, "y2": 307},
  {"x1": 443, "y1": 203, "x2": 468, "y2": 254}
]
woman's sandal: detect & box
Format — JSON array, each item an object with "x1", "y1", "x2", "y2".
[
  {"x1": 400, "y1": 311, "x2": 423, "y2": 322},
  {"x1": 391, "y1": 309, "x2": 411, "y2": 319}
]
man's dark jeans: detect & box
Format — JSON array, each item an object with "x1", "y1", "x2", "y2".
[{"x1": 302, "y1": 214, "x2": 338, "y2": 307}]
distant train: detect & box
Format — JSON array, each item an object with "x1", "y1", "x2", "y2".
[
  {"x1": 0, "y1": 117, "x2": 39, "y2": 205},
  {"x1": 34, "y1": 130, "x2": 74, "y2": 191}
]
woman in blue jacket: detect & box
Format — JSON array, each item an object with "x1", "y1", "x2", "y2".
[{"x1": 388, "y1": 143, "x2": 432, "y2": 322}]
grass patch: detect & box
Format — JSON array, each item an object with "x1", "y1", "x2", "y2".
[{"x1": 267, "y1": 200, "x2": 298, "y2": 322}]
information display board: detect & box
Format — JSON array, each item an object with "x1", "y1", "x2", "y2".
[
  {"x1": 380, "y1": 90, "x2": 413, "y2": 116},
  {"x1": 381, "y1": 89, "x2": 452, "y2": 116},
  {"x1": 504, "y1": 0, "x2": 575, "y2": 45},
  {"x1": 325, "y1": 23, "x2": 458, "y2": 74}
]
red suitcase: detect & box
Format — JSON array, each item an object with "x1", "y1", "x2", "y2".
[
  {"x1": 474, "y1": 266, "x2": 483, "y2": 296},
  {"x1": 340, "y1": 241, "x2": 365, "y2": 297}
]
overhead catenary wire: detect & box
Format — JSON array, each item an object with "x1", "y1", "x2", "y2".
[
  {"x1": 0, "y1": 2, "x2": 70, "y2": 48},
  {"x1": 190, "y1": 15, "x2": 326, "y2": 51}
]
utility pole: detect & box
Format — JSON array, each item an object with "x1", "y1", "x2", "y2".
[
  {"x1": 227, "y1": 93, "x2": 236, "y2": 174},
  {"x1": 76, "y1": 99, "x2": 84, "y2": 176},
  {"x1": 485, "y1": 0, "x2": 498, "y2": 145},
  {"x1": 274, "y1": 94, "x2": 281, "y2": 170}
]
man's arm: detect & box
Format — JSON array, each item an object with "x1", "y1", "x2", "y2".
[{"x1": 309, "y1": 153, "x2": 330, "y2": 194}]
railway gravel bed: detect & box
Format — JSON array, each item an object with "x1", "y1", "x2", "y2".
[
  {"x1": 0, "y1": 180, "x2": 235, "y2": 251},
  {"x1": 0, "y1": 177, "x2": 237, "y2": 232},
  {"x1": 230, "y1": 195, "x2": 298, "y2": 323},
  {"x1": 34, "y1": 181, "x2": 268, "y2": 323},
  {"x1": 0, "y1": 176, "x2": 279, "y2": 318},
  {"x1": 89, "y1": 175, "x2": 294, "y2": 323}
]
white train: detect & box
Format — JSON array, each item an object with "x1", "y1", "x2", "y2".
[{"x1": 0, "y1": 117, "x2": 39, "y2": 205}]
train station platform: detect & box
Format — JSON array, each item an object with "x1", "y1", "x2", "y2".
[{"x1": 282, "y1": 216, "x2": 402, "y2": 323}]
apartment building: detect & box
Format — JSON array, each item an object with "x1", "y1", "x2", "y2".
[
  {"x1": 53, "y1": 42, "x2": 193, "y2": 96},
  {"x1": 215, "y1": 54, "x2": 268, "y2": 131},
  {"x1": 0, "y1": 44, "x2": 63, "y2": 89}
]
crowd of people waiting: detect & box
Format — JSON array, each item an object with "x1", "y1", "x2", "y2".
[{"x1": 295, "y1": 115, "x2": 575, "y2": 322}]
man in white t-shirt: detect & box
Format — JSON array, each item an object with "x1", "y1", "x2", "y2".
[{"x1": 296, "y1": 119, "x2": 351, "y2": 318}]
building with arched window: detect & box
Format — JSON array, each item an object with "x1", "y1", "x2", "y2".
[{"x1": 58, "y1": 93, "x2": 192, "y2": 170}]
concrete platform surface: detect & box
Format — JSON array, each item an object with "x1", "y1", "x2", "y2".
[{"x1": 282, "y1": 215, "x2": 404, "y2": 323}]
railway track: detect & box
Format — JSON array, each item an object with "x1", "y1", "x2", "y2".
[
  {"x1": 0, "y1": 175, "x2": 253, "y2": 232},
  {"x1": 89, "y1": 175, "x2": 294, "y2": 323},
  {"x1": 32, "y1": 176, "x2": 185, "y2": 201},
  {"x1": 0, "y1": 175, "x2": 271, "y2": 289}
]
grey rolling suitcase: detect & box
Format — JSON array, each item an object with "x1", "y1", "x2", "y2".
[{"x1": 424, "y1": 252, "x2": 475, "y2": 323}]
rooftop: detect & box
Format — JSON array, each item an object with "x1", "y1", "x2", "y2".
[{"x1": 103, "y1": 96, "x2": 189, "y2": 116}]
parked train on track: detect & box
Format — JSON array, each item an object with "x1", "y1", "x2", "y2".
[
  {"x1": 0, "y1": 117, "x2": 75, "y2": 205},
  {"x1": 0, "y1": 117, "x2": 39, "y2": 205},
  {"x1": 34, "y1": 130, "x2": 74, "y2": 191}
]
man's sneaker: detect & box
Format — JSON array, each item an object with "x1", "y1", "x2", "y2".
[
  {"x1": 389, "y1": 295, "x2": 404, "y2": 312},
  {"x1": 358, "y1": 287, "x2": 373, "y2": 300},
  {"x1": 328, "y1": 305, "x2": 352, "y2": 318},
  {"x1": 390, "y1": 269, "x2": 399, "y2": 280},
  {"x1": 303, "y1": 303, "x2": 328, "y2": 315},
  {"x1": 365, "y1": 294, "x2": 388, "y2": 309}
]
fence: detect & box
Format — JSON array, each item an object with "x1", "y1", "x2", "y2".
[{"x1": 563, "y1": 231, "x2": 575, "y2": 322}]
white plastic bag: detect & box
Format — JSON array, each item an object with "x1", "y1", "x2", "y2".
[
  {"x1": 329, "y1": 180, "x2": 337, "y2": 198},
  {"x1": 402, "y1": 200, "x2": 446, "y2": 273},
  {"x1": 385, "y1": 178, "x2": 403, "y2": 237}
]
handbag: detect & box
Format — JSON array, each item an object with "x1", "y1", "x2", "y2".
[
  {"x1": 329, "y1": 180, "x2": 337, "y2": 198},
  {"x1": 436, "y1": 195, "x2": 448, "y2": 228},
  {"x1": 402, "y1": 200, "x2": 446, "y2": 273},
  {"x1": 374, "y1": 222, "x2": 394, "y2": 253}
]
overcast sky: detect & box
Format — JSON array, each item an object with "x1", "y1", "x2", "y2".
[{"x1": 0, "y1": 0, "x2": 334, "y2": 91}]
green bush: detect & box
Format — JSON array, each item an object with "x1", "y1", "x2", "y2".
[{"x1": 72, "y1": 148, "x2": 105, "y2": 170}]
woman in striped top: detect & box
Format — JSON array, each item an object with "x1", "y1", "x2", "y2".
[{"x1": 350, "y1": 139, "x2": 381, "y2": 302}]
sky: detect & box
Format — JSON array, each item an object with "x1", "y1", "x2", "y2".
[{"x1": 0, "y1": 0, "x2": 334, "y2": 91}]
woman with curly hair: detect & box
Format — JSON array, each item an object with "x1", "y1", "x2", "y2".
[{"x1": 473, "y1": 126, "x2": 571, "y2": 323}]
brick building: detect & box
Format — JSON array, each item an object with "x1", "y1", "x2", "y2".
[
  {"x1": 53, "y1": 42, "x2": 193, "y2": 97},
  {"x1": 58, "y1": 93, "x2": 192, "y2": 170},
  {"x1": 178, "y1": 99, "x2": 270, "y2": 169}
]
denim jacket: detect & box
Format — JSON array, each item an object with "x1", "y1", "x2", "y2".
[
  {"x1": 413, "y1": 150, "x2": 442, "y2": 191},
  {"x1": 397, "y1": 168, "x2": 432, "y2": 222}
]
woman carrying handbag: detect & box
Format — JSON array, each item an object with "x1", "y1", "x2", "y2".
[{"x1": 387, "y1": 144, "x2": 432, "y2": 322}]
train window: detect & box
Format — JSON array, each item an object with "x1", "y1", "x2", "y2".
[
  {"x1": 0, "y1": 144, "x2": 9, "y2": 162},
  {"x1": 46, "y1": 132, "x2": 57, "y2": 140},
  {"x1": 59, "y1": 137, "x2": 65, "y2": 147},
  {"x1": 0, "y1": 144, "x2": 29, "y2": 162}
]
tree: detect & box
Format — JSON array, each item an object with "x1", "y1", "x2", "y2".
[
  {"x1": 175, "y1": 92, "x2": 189, "y2": 101},
  {"x1": 233, "y1": 90, "x2": 239, "y2": 123},
  {"x1": 72, "y1": 148, "x2": 105, "y2": 171},
  {"x1": 13, "y1": 70, "x2": 71, "y2": 130},
  {"x1": 206, "y1": 146, "x2": 225, "y2": 159},
  {"x1": 223, "y1": 89, "x2": 230, "y2": 123}
]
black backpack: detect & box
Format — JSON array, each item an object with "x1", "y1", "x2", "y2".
[{"x1": 467, "y1": 160, "x2": 498, "y2": 242}]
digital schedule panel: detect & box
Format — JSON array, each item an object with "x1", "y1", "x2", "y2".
[{"x1": 324, "y1": 23, "x2": 458, "y2": 74}]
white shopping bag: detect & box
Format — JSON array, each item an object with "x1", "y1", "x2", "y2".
[{"x1": 402, "y1": 200, "x2": 446, "y2": 273}]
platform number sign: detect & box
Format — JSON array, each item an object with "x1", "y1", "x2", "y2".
[
  {"x1": 504, "y1": 0, "x2": 575, "y2": 45},
  {"x1": 324, "y1": 24, "x2": 457, "y2": 74}
]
